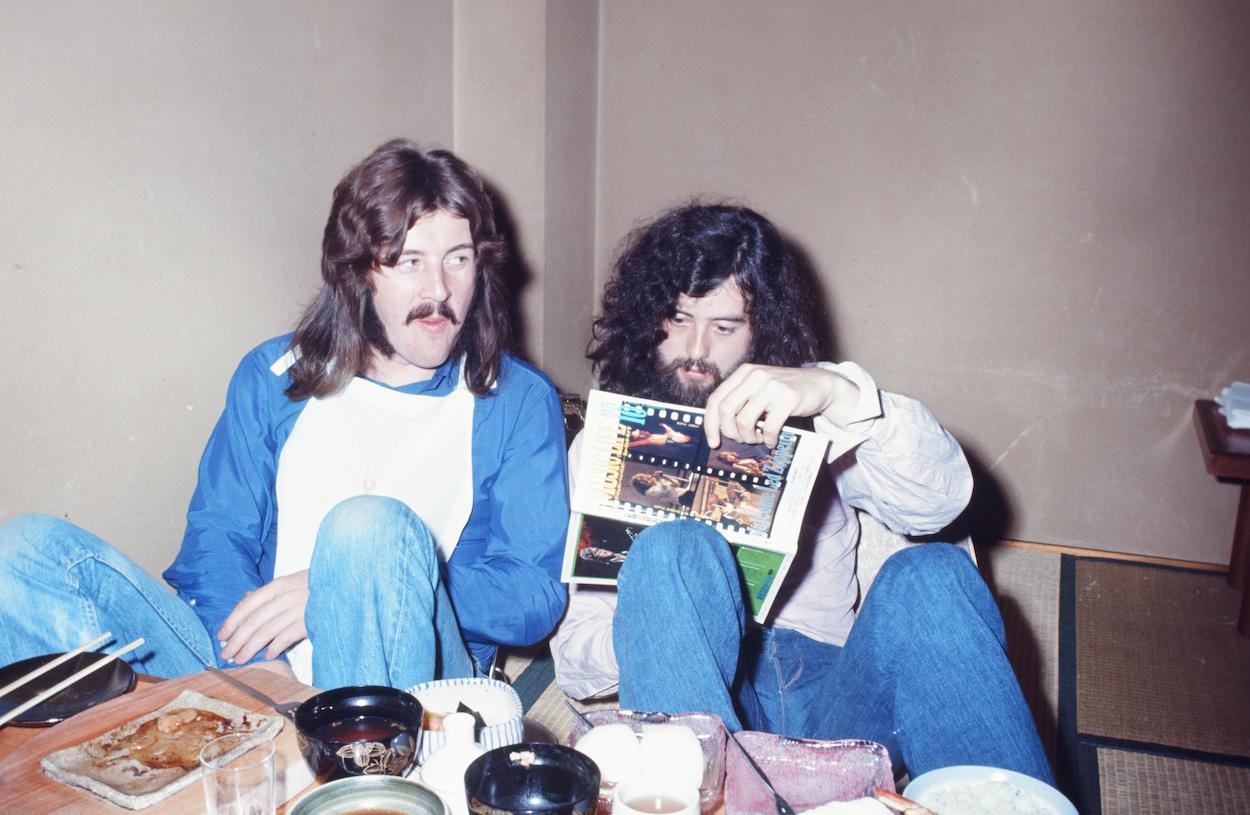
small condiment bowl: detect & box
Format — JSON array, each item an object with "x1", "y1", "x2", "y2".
[
  {"x1": 289, "y1": 774, "x2": 448, "y2": 815},
  {"x1": 294, "y1": 685, "x2": 424, "y2": 779},
  {"x1": 464, "y1": 742, "x2": 601, "y2": 815},
  {"x1": 408, "y1": 677, "x2": 525, "y2": 764}
]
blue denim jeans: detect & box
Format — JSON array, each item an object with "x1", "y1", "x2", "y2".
[
  {"x1": 306, "y1": 495, "x2": 474, "y2": 687},
  {"x1": 613, "y1": 519, "x2": 1053, "y2": 783},
  {"x1": 0, "y1": 496, "x2": 473, "y2": 688}
]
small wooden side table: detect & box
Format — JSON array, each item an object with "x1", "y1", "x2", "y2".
[{"x1": 1193, "y1": 399, "x2": 1250, "y2": 636}]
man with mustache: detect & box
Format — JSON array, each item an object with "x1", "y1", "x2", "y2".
[
  {"x1": 0, "y1": 140, "x2": 568, "y2": 689},
  {"x1": 552, "y1": 204, "x2": 1051, "y2": 783}
]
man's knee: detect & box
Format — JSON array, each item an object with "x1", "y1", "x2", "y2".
[
  {"x1": 622, "y1": 519, "x2": 729, "y2": 577},
  {"x1": 0, "y1": 513, "x2": 96, "y2": 566},
  {"x1": 314, "y1": 495, "x2": 434, "y2": 566},
  {"x1": 871, "y1": 542, "x2": 975, "y2": 596}
]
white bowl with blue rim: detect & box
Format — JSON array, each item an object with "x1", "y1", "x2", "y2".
[
  {"x1": 406, "y1": 677, "x2": 524, "y2": 765},
  {"x1": 903, "y1": 765, "x2": 1076, "y2": 815}
]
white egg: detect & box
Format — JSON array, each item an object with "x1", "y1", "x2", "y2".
[
  {"x1": 639, "y1": 724, "x2": 703, "y2": 788},
  {"x1": 574, "y1": 723, "x2": 642, "y2": 784}
]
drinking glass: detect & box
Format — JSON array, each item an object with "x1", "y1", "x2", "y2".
[
  {"x1": 613, "y1": 773, "x2": 700, "y2": 815},
  {"x1": 200, "y1": 733, "x2": 277, "y2": 815}
]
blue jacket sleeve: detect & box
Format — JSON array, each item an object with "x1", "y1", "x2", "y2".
[
  {"x1": 162, "y1": 346, "x2": 283, "y2": 667},
  {"x1": 445, "y1": 368, "x2": 570, "y2": 650}
]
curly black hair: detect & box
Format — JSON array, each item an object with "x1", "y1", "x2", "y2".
[{"x1": 589, "y1": 203, "x2": 821, "y2": 400}]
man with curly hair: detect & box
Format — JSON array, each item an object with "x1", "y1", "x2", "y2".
[
  {"x1": 552, "y1": 204, "x2": 1051, "y2": 783},
  {"x1": 0, "y1": 141, "x2": 568, "y2": 690}
]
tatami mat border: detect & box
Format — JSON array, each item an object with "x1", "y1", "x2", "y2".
[{"x1": 1059, "y1": 554, "x2": 1250, "y2": 815}]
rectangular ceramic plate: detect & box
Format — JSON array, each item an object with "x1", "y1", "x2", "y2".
[{"x1": 40, "y1": 689, "x2": 283, "y2": 810}]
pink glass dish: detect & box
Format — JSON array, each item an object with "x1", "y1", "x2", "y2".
[{"x1": 725, "y1": 732, "x2": 894, "y2": 815}]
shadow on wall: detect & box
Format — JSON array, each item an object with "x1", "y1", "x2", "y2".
[
  {"x1": 938, "y1": 446, "x2": 1015, "y2": 550},
  {"x1": 482, "y1": 181, "x2": 533, "y2": 362},
  {"x1": 785, "y1": 233, "x2": 840, "y2": 364}
]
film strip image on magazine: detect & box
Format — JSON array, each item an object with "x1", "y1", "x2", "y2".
[{"x1": 562, "y1": 389, "x2": 829, "y2": 622}]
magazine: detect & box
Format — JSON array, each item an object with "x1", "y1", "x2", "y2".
[{"x1": 562, "y1": 389, "x2": 830, "y2": 623}]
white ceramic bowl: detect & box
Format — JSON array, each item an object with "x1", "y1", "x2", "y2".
[
  {"x1": 406, "y1": 677, "x2": 524, "y2": 764},
  {"x1": 903, "y1": 765, "x2": 1076, "y2": 815}
]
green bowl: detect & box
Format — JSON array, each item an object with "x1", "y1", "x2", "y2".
[{"x1": 290, "y1": 775, "x2": 447, "y2": 815}]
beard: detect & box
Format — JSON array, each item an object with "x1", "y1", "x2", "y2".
[{"x1": 652, "y1": 358, "x2": 726, "y2": 407}]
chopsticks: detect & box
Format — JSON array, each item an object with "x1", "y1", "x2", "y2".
[
  {"x1": 874, "y1": 788, "x2": 938, "y2": 815},
  {"x1": 0, "y1": 631, "x2": 113, "y2": 700},
  {"x1": 0, "y1": 636, "x2": 144, "y2": 727}
]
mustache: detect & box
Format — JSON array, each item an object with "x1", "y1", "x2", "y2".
[
  {"x1": 652, "y1": 358, "x2": 725, "y2": 407},
  {"x1": 663, "y1": 358, "x2": 723, "y2": 379},
  {"x1": 404, "y1": 301, "x2": 459, "y2": 326}
]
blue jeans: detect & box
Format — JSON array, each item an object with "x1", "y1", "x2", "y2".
[
  {"x1": 0, "y1": 496, "x2": 473, "y2": 688},
  {"x1": 613, "y1": 520, "x2": 1053, "y2": 783}
]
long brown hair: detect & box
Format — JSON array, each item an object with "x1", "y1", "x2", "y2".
[{"x1": 286, "y1": 139, "x2": 510, "y2": 400}]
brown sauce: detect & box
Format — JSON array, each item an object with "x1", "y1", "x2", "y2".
[
  {"x1": 94, "y1": 708, "x2": 237, "y2": 771},
  {"x1": 312, "y1": 715, "x2": 406, "y2": 742}
]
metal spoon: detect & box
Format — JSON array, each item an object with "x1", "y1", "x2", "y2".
[
  {"x1": 564, "y1": 699, "x2": 595, "y2": 730},
  {"x1": 729, "y1": 733, "x2": 796, "y2": 815}
]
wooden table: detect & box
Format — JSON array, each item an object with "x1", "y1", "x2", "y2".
[
  {"x1": 1193, "y1": 399, "x2": 1250, "y2": 636},
  {"x1": 0, "y1": 666, "x2": 320, "y2": 813}
]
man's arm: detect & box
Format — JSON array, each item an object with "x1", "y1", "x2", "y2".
[
  {"x1": 704, "y1": 361, "x2": 970, "y2": 533},
  {"x1": 162, "y1": 344, "x2": 284, "y2": 668},
  {"x1": 824, "y1": 409, "x2": 972, "y2": 534},
  {"x1": 444, "y1": 369, "x2": 570, "y2": 650}
]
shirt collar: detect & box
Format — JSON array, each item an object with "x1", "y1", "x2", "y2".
[{"x1": 363, "y1": 355, "x2": 463, "y2": 396}]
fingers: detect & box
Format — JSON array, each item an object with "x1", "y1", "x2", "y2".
[
  {"x1": 262, "y1": 607, "x2": 308, "y2": 661},
  {"x1": 705, "y1": 365, "x2": 848, "y2": 447},
  {"x1": 217, "y1": 573, "x2": 309, "y2": 664},
  {"x1": 220, "y1": 593, "x2": 287, "y2": 664},
  {"x1": 217, "y1": 587, "x2": 266, "y2": 651},
  {"x1": 706, "y1": 365, "x2": 800, "y2": 448},
  {"x1": 703, "y1": 366, "x2": 752, "y2": 448}
]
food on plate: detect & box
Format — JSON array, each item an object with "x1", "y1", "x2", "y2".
[
  {"x1": 638, "y1": 723, "x2": 702, "y2": 788},
  {"x1": 921, "y1": 777, "x2": 1056, "y2": 815},
  {"x1": 573, "y1": 722, "x2": 702, "y2": 788},
  {"x1": 573, "y1": 722, "x2": 641, "y2": 784},
  {"x1": 40, "y1": 689, "x2": 283, "y2": 810},
  {"x1": 413, "y1": 681, "x2": 516, "y2": 729}
]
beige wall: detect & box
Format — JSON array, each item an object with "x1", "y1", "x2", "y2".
[
  {"x1": 592, "y1": 1, "x2": 1250, "y2": 562},
  {"x1": 0, "y1": 1, "x2": 454, "y2": 577},
  {"x1": 452, "y1": 0, "x2": 598, "y2": 386},
  {"x1": 3, "y1": 1, "x2": 1248, "y2": 578}
]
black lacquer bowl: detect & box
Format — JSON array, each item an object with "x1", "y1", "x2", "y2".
[
  {"x1": 464, "y1": 742, "x2": 601, "y2": 815},
  {"x1": 294, "y1": 685, "x2": 423, "y2": 779}
]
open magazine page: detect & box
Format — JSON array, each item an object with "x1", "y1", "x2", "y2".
[{"x1": 562, "y1": 389, "x2": 829, "y2": 622}]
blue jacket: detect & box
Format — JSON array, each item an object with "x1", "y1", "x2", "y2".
[{"x1": 163, "y1": 334, "x2": 569, "y2": 671}]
